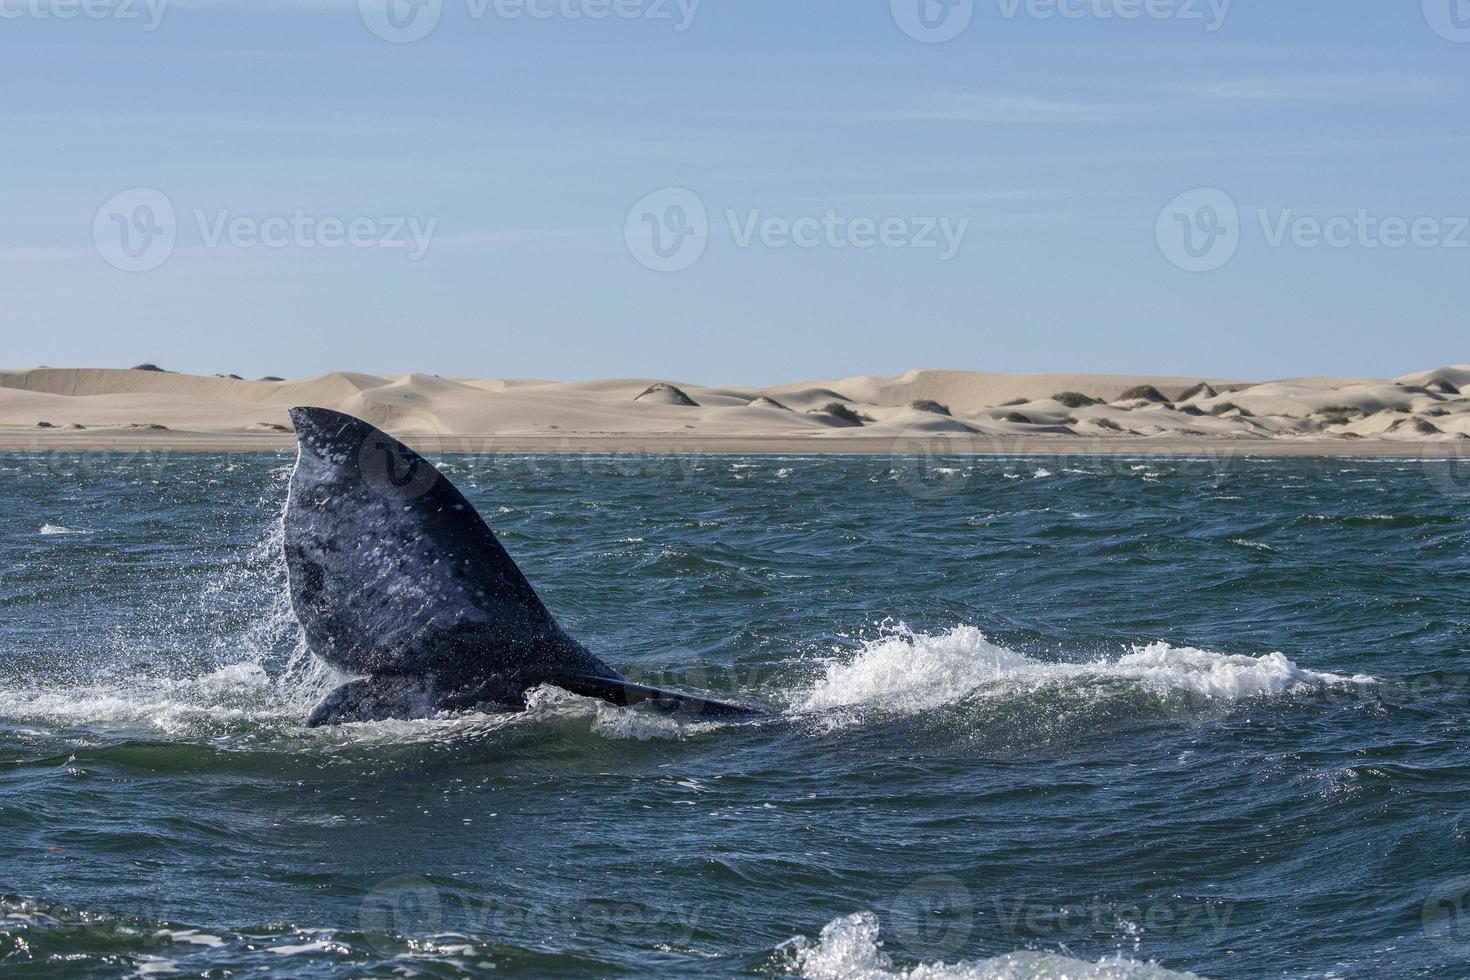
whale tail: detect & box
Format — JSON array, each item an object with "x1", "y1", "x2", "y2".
[{"x1": 284, "y1": 406, "x2": 761, "y2": 726}]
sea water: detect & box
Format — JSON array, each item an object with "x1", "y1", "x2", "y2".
[{"x1": 2, "y1": 451, "x2": 1468, "y2": 977}]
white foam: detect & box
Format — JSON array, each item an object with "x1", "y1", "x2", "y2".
[
  {"x1": 524, "y1": 684, "x2": 727, "y2": 740},
  {"x1": 157, "y1": 929, "x2": 227, "y2": 948},
  {"x1": 792, "y1": 625, "x2": 1371, "y2": 720},
  {"x1": 302, "y1": 710, "x2": 521, "y2": 746},
  {"x1": 287, "y1": 684, "x2": 728, "y2": 748},
  {"x1": 785, "y1": 913, "x2": 1203, "y2": 980},
  {"x1": 0, "y1": 662, "x2": 319, "y2": 737},
  {"x1": 39, "y1": 524, "x2": 90, "y2": 535},
  {"x1": 2, "y1": 622, "x2": 1371, "y2": 743},
  {"x1": 266, "y1": 941, "x2": 340, "y2": 956}
]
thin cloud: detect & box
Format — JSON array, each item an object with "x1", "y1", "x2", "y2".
[
  {"x1": 885, "y1": 69, "x2": 1450, "y2": 126},
  {"x1": 888, "y1": 92, "x2": 1155, "y2": 124},
  {"x1": 1184, "y1": 71, "x2": 1445, "y2": 103}
]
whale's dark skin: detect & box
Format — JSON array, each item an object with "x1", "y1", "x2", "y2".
[{"x1": 284, "y1": 406, "x2": 763, "y2": 726}]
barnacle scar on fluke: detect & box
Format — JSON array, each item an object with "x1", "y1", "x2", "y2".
[{"x1": 284, "y1": 406, "x2": 764, "y2": 726}]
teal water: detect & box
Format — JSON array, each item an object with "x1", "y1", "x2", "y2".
[{"x1": 2, "y1": 452, "x2": 1469, "y2": 978}]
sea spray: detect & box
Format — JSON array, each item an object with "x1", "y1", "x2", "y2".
[
  {"x1": 782, "y1": 912, "x2": 1205, "y2": 980},
  {"x1": 792, "y1": 624, "x2": 1373, "y2": 725}
]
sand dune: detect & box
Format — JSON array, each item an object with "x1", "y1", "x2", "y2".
[{"x1": 2, "y1": 365, "x2": 1468, "y2": 454}]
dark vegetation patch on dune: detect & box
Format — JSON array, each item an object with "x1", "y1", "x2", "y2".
[
  {"x1": 812, "y1": 403, "x2": 868, "y2": 426},
  {"x1": 1052, "y1": 391, "x2": 1100, "y2": 408},
  {"x1": 1119, "y1": 385, "x2": 1170, "y2": 404}
]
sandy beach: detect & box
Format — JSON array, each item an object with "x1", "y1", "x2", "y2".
[{"x1": 2, "y1": 365, "x2": 1468, "y2": 456}]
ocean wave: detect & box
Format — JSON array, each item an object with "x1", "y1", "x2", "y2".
[
  {"x1": 525, "y1": 684, "x2": 730, "y2": 740},
  {"x1": 38, "y1": 524, "x2": 90, "y2": 535},
  {"x1": 783, "y1": 912, "x2": 1203, "y2": 980},
  {"x1": 297, "y1": 684, "x2": 732, "y2": 748},
  {"x1": 0, "y1": 664, "x2": 737, "y2": 748},
  {"x1": 0, "y1": 895, "x2": 605, "y2": 976},
  {"x1": 0, "y1": 622, "x2": 1374, "y2": 746},
  {"x1": 791, "y1": 625, "x2": 1372, "y2": 723},
  {"x1": 0, "y1": 662, "x2": 320, "y2": 739}
]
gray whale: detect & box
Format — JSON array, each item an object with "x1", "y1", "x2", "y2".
[{"x1": 284, "y1": 407, "x2": 762, "y2": 726}]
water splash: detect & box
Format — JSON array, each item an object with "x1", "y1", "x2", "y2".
[
  {"x1": 39, "y1": 524, "x2": 89, "y2": 535},
  {"x1": 792, "y1": 625, "x2": 1372, "y2": 724},
  {"x1": 0, "y1": 465, "x2": 339, "y2": 742},
  {"x1": 783, "y1": 913, "x2": 1204, "y2": 980}
]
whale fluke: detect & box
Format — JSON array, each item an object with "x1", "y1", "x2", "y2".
[{"x1": 284, "y1": 407, "x2": 761, "y2": 726}]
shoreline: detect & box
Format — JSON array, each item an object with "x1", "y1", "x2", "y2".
[
  {"x1": 2, "y1": 429, "x2": 1466, "y2": 458},
  {"x1": 3, "y1": 365, "x2": 1468, "y2": 456}
]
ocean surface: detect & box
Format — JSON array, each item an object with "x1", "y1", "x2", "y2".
[{"x1": 3, "y1": 450, "x2": 1470, "y2": 978}]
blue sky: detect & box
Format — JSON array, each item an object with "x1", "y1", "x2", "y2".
[{"x1": 2, "y1": 1, "x2": 1467, "y2": 383}]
